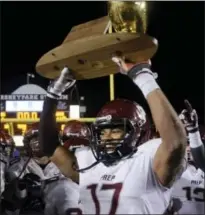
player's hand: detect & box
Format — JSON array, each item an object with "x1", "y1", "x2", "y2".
[
  {"x1": 47, "y1": 67, "x2": 76, "y2": 98},
  {"x1": 111, "y1": 52, "x2": 158, "y2": 79},
  {"x1": 179, "y1": 100, "x2": 199, "y2": 133},
  {"x1": 111, "y1": 52, "x2": 137, "y2": 74},
  {"x1": 166, "y1": 198, "x2": 182, "y2": 215}
]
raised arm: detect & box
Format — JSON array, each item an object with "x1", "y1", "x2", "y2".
[
  {"x1": 112, "y1": 56, "x2": 187, "y2": 187},
  {"x1": 39, "y1": 68, "x2": 79, "y2": 182},
  {"x1": 179, "y1": 100, "x2": 205, "y2": 172}
]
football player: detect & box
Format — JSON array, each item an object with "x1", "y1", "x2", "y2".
[
  {"x1": 169, "y1": 142, "x2": 204, "y2": 214},
  {"x1": 39, "y1": 54, "x2": 187, "y2": 214},
  {"x1": 61, "y1": 120, "x2": 96, "y2": 172},
  {"x1": 5, "y1": 123, "x2": 79, "y2": 215},
  {"x1": 179, "y1": 100, "x2": 205, "y2": 172},
  {"x1": 0, "y1": 130, "x2": 15, "y2": 195}
]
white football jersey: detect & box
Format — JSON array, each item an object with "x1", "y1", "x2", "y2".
[
  {"x1": 171, "y1": 164, "x2": 205, "y2": 214},
  {"x1": 0, "y1": 152, "x2": 8, "y2": 194},
  {"x1": 75, "y1": 146, "x2": 96, "y2": 171},
  {"x1": 78, "y1": 138, "x2": 183, "y2": 214},
  {"x1": 44, "y1": 162, "x2": 80, "y2": 215},
  {"x1": 7, "y1": 157, "x2": 80, "y2": 215}
]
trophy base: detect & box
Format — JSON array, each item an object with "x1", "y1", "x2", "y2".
[{"x1": 36, "y1": 33, "x2": 158, "y2": 80}]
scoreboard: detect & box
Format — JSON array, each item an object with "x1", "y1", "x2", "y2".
[
  {"x1": 0, "y1": 111, "x2": 68, "y2": 135},
  {"x1": 0, "y1": 94, "x2": 70, "y2": 137},
  {"x1": 0, "y1": 111, "x2": 69, "y2": 123},
  {"x1": 0, "y1": 94, "x2": 94, "y2": 146}
]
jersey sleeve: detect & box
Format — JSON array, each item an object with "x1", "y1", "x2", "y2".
[
  {"x1": 44, "y1": 177, "x2": 80, "y2": 215},
  {"x1": 39, "y1": 97, "x2": 61, "y2": 157},
  {"x1": 75, "y1": 147, "x2": 96, "y2": 170}
]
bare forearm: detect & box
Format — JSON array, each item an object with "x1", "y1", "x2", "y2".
[
  {"x1": 51, "y1": 146, "x2": 79, "y2": 182},
  {"x1": 147, "y1": 89, "x2": 186, "y2": 150}
]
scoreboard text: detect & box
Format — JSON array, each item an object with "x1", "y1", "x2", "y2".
[
  {"x1": 0, "y1": 111, "x2": 68, "y2": 121},
  {"x1": 0, "y1": 111, "x2": 68, "y2": 136}
]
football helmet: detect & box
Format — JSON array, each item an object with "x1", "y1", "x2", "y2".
[
  {"x1": 61, "y1": 120, "x2": 91, "y2": 151},
  {"x1": 0, "y1": 130, "x2": 15, "y2": 157},
  {"x1": 91, "y1": 99, "x2": 151, "y2": 165},
  {"x1": 23, "y1": 123, "x2": 44, "y2": 158}
]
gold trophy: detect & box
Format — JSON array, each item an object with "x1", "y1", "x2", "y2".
[
  {"x1": 36, "y1": 1, "x2": 157, "y2": 80},
  {"x1": 108, "y1": 1, "x2": 147, "y2": 33}
]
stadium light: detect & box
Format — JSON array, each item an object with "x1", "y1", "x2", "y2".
[{"x1": 27, "y1": 73, "x2": 35, "y2": 84}]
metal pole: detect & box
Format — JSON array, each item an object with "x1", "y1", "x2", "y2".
[
  {"x1": 27, "y1": 74, "x2": 30, "y2": 84},
  {"x1": 108, "y1": 23, "x2": 115, "y2": 101}
]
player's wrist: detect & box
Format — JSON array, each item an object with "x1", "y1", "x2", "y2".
[
  {"x1": 47, "y1": 86, "x2": 62, "y2": 99},
  {"x1": 127, "y1": 62, "x2": 151, "y2": 79},
  {"x1": 186, "y1": 126, "x2": 199, "y2": 133},
  {"x1": 132, "y1": 72, "x2": 160, "y2": 98},
  {"x1": 188, "y1": 130, "x2": 203, "y2": 148},
  {"x1": 46, "y1": 92, "x2": 60, "y2": 100}
]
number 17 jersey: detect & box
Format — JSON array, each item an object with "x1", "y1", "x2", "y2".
[{"x1": 79, "y1": 139, "x2": 180, "y2": 214}]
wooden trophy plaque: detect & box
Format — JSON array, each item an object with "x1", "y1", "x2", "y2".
[{"x1": 36, "y1": 3, "x2": 158, "y2": 80}]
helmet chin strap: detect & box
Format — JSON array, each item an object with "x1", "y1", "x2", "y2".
[
  {"x1": 73, "y1": 160, "x2": 100, "y2": 173},
  {"x1": 75, "y1": 139, "x2": 140, "y2": 173}
]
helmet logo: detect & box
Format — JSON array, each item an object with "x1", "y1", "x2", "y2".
[
  {"x1": 66, "y1": 132, "x2": 80, "y2": 137},
  {"x1": 32, "y1": 129, "x2": 38, "y2": 134},
  {"x1": 96, "y1": 115, "x2": 112, "y2": 123}
]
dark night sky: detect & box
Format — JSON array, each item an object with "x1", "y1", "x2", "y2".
[{"x1": 1, "y1": 1, "x2": 204, "y2": 122}]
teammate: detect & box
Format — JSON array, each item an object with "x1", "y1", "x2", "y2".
[
  {"x1": 61, "y1": 120, "x2": 91, "y2": 152},
  {"x1": 0, "y1": 130, "x2": 15, "y2": 195},
  {"x1": 39, "y1": 55, "x2": 187, "y2": 214},
  {"x1": 165, "y1": 101, "x2": 205, "y2": 214},
  {"x1": 5, "y1": 123, "x2": 79, "y2": 215},
  {"x1": 61, "y1": 120, "x2": 96, "y2": 172},
  {"x1": 169, "y1": 143, "x2": 205, "y2": 214},
  {"x1": 179, "y1": 100, "x2": 205, "y2": 172}
]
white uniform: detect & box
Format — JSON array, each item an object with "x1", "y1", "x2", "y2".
[
  {"x1": 6, "y1": 157, "x2": 80, "y2": 215},
  {"x1": 76, "y1": 138, "x2": 184, "y2": 214},
  {"x1": 171, "y1": 164, "x2": 204, "y2": 214},
  {"x1": 43, "y1": 162, "x2": 80, "y2": 215},
  {"x1": 75, "y1": 146, "x2": 96, "y2": 171},
  {"x1": 0, "y1": 152, "x2": 8, "y2": 195}
]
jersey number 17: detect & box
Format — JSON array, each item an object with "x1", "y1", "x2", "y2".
[{"x1": 87, "y1": 183, "x2": 123, "y2": 215}]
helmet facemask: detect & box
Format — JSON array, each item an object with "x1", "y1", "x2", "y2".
[
  {"x1": 24, "y1": 131, "x2": 49, "y2": 165},
  {"x1": 91, "y1": 115, "x2": 140, "y2": 165},
  {"x1": 0, "y1": 143, "x2": 13, "y2": 157},
  {"x1": 0, "y1": 139, "x2": 14, "y2": 157}
]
